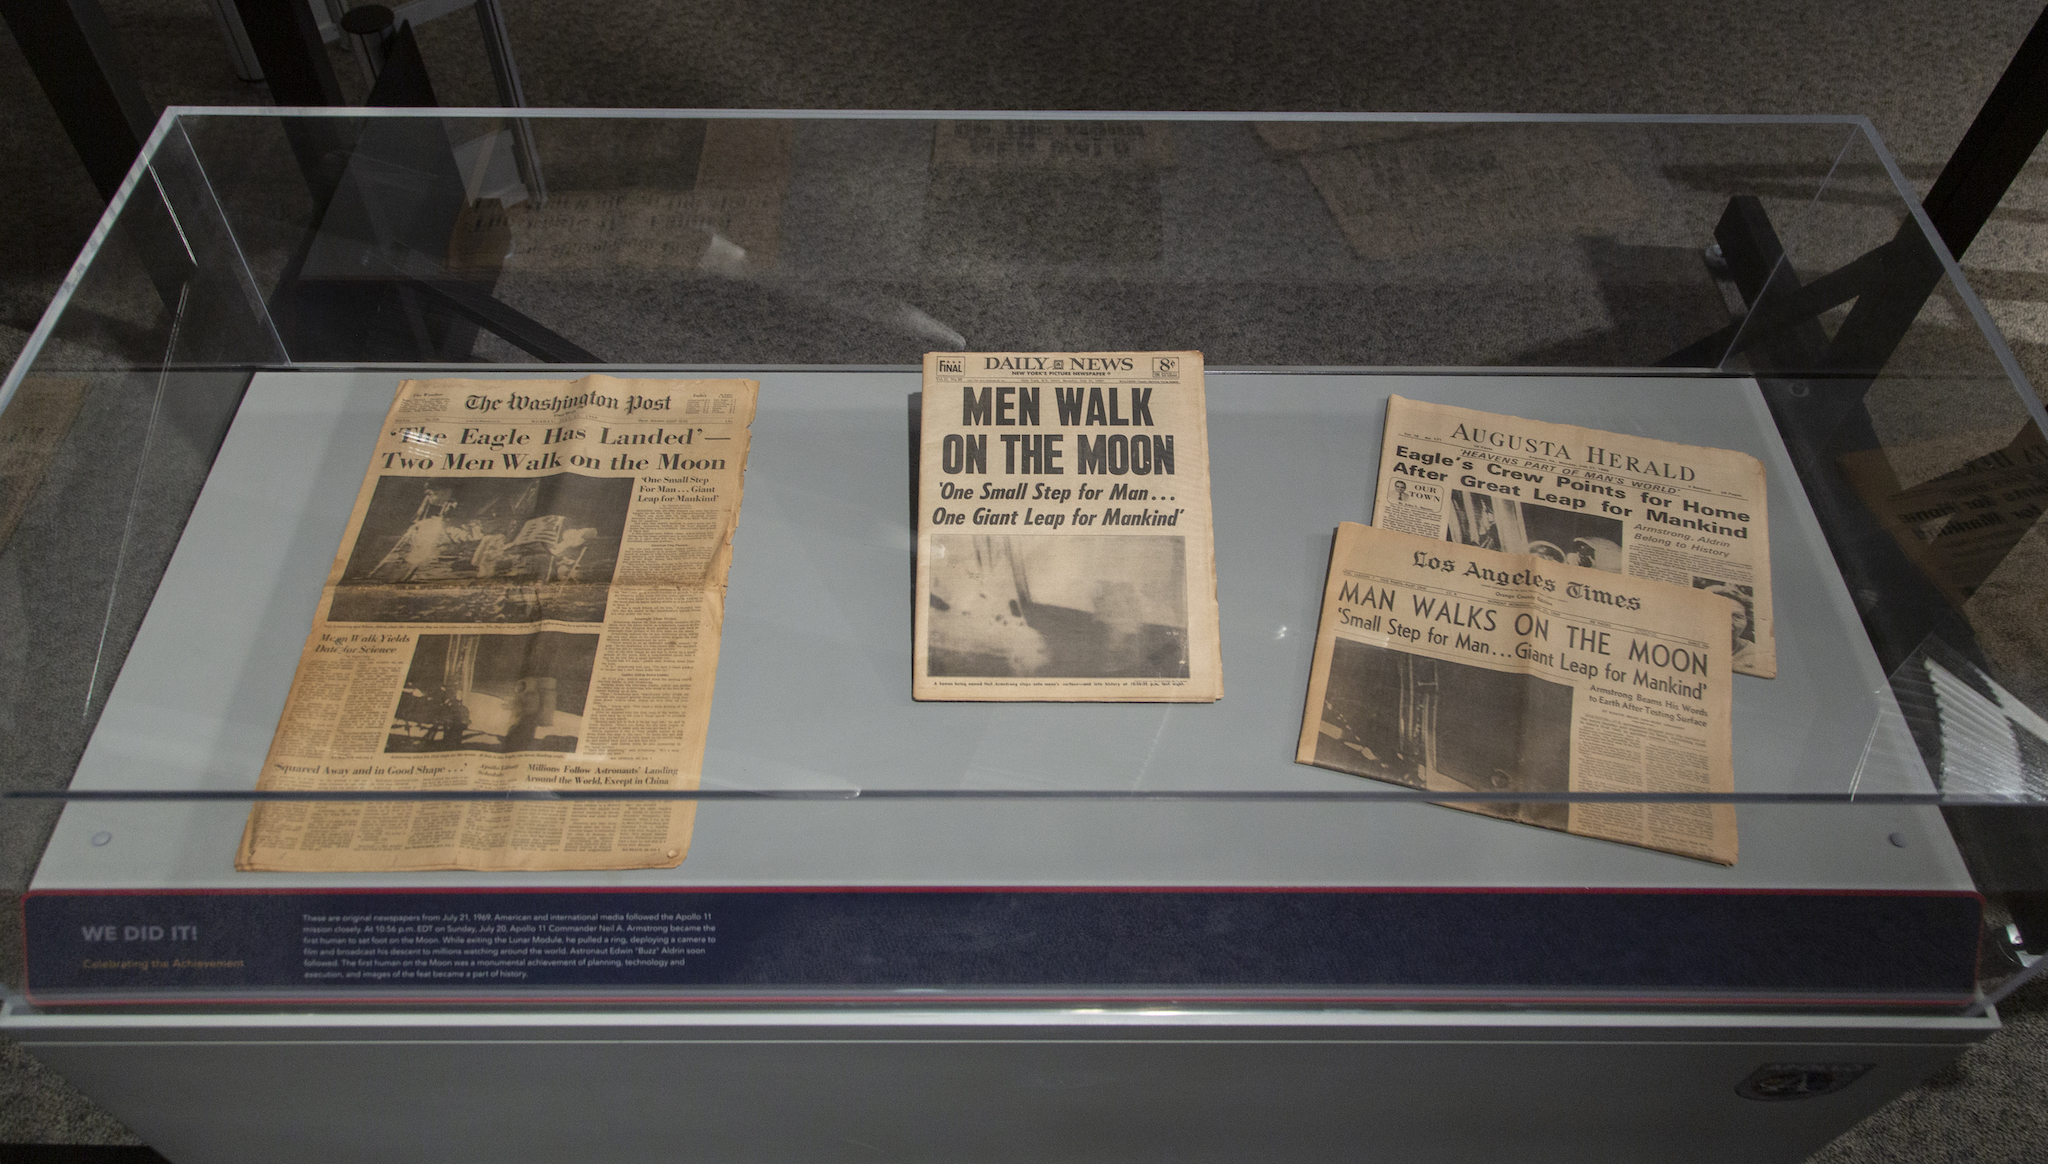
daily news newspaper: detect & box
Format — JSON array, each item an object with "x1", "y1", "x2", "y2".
[
  {"x1": 237, "y1": 375, "x2": 757, "y2": 872},
  {"x1": 1373, "y1": 395, "x2": 1776, "y2": 678},
  {"x1": 914, "y1": 351, "x2": 1223, "y2": 701},
  {"x1": 1298, "y1": 522, "x2": 1736, "y2": 864}
]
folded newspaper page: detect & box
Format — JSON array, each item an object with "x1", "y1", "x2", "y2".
[
  {"x1": 237, "y1": 375, "x2": 757, "y2": 872},
  {"x1": 1373, "y1": 395, "x2": 1776, "y2": 678},
  {"x1": 914, "y1": 351, "x2": 1222, "y2": 701},
  {"x1": 1297, "y1": 522, "x2": 1736, "y2": 864}
]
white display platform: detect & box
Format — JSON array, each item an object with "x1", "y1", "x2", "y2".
[{"x1": 33, "y1": 368, "x2": 1965, "y2": 893}]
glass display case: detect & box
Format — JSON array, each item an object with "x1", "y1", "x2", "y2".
[{"x1": 2, "y1": 109, "x2": 2044, "y2": 1163}]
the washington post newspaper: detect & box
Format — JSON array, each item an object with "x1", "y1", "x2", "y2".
[
  {"x1": 237, "y1": 375, "x2": 756, "y2": 872},
  {"x1": 1373, "y1": 395, "x2": 1776, "y2": 678},
  {"x1": 914, "y1": 351, "x2": 1223, "y2": 701},
  {"x1": 1298, "y1": 522, "x2": 1736, "y2": 865}
]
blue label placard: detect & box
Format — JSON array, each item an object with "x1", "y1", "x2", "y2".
[{"x1": 24, "y1": 887, "x2": 1981, "y2": 1004}]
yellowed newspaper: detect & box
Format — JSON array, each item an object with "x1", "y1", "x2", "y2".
[
  {"x1": 1374, "y1": 394, "x2": 1777, "y2": 678},
  {"x1": 914, "y1": 351, "x2": 1222, "y2": 701},
  {"x1": 1297, "y1": 522, "x2": 1736, "y2": 864},
  {"x1": 237, "y1": 374, "x2": 757, "y2": 872}
]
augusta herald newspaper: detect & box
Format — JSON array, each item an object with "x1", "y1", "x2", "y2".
[
  {"x1": 237, "y1": 375, "x2": 756, "y2": 872},
  {"x1": 1374, "y1": 395, "x2": 1776, "y2": 678},
  {"x1": 1298, "y1": 523, "x2": 1736, "y2": 865},
  {"x1": 914, "y1": 351, "x2": 1223, "y2": 701}
]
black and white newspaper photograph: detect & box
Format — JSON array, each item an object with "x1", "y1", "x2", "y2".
[
  {"x1": 1297, "y1": 522, "x2": 1737, "y2": 863},
  {"x1": 913, "y1": 351, "x2": 1222, "y2": 701},
  {"x1": 387, "y1": 631, "x2": 600, "y2": 755},
  {"x1": 1691, "y1": 577, "x2": 1761, "y2": 674},
  {"x1": 1311, "y1": 636, "x2": 1574, "y2": 830},
  {"x1": 926, "y1": 533, "x2": 1190, "y2": 679},
  {"x1": 1447, "y1": 490, "x2": 1625, "y2": 572},
  {"x1": 331, "y1": 472, "x2": 631, "y2": 624},
  {"x1": 1374, "y1": 394, "x2": 1777, "y2": 677},
  {"x1": 239, "y1": 374, "x2": 757, "y2": 874}
]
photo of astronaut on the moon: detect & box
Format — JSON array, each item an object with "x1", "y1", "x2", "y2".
[
  {"x1": 1310, "y1": 635, "x2": 1573, "y2": 830},
  {"x1": 925, "y1": 534, "x2": 1191, "y2": 679},
  {"x1": 330, "y1": 473, "x2": 631, "y2": 624},
  {"x1": 386, "y1": 630, "x2": 598, "y2": 755}
]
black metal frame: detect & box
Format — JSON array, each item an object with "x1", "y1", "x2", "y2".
[
  {"x1": 1650, "y1": 3, "x2": 2048, "y2": 676},
  {"x1": 1674, "y1": 196, "x2": 2003, "y2": 686},
  {"x1": 1644, "y1": 8, "x2": 2048, "y2": 962},
  {"x1": 229, "y1": 0, "x2": 344, "y2": 106},
  {"x1": 0, "y1": 0, "x2": 155, "y2": 203},
  {"x1": 260, "y1": 21, "x2": 595, "y2": 363},
  {"x1": 3, "y1": 0, "x2": 590, "y2": 364},
  {"x1": 0, "y1": 0, "x2": 192, "y2": 309}
]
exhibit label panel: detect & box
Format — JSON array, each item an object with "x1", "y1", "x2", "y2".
[{"x1": 22, "y1": 886, "x2": 1979, "y2": 1005}]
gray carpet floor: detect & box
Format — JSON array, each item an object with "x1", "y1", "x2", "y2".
[{"x1": 5, "y1": 0, "x2": 2048, "y2": 1158}]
